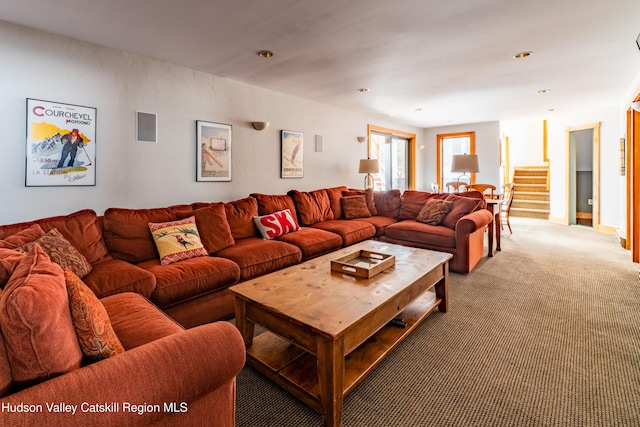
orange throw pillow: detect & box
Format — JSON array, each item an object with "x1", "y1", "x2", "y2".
[
  {"x1": 64, "y1": 268, "x2": 124, "y2": 361},
  {"x1": 0, "y1": 244, "x2": 83, "y2": 388},
  {"x1": 341, "y1": 196, "x2": 372, "y2": 220}
]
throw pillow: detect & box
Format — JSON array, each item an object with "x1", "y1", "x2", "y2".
[
  {"x1": 17, "y1": 228, "x2": 92, "y2": 278},
  {"x1": 441, "y1": 195, "x2": 483, "y2": 229},
  {"x1": 0, "y1": 248, "x2": 27, "y2": 290},
  {"x1": 148, "y1": 216, "x2": 208, "y2": 265},
  {"x1": 64, "y1": 268, "x2": 124, "y2": 361},
  {"x1": 192, "y1": 203, "x2": 235, "y2": 253},
  {"x1": 341, "y1": 195, "x2": 372, "y2": 220},
  {"x1": 0, "y1": 224, "x2": 46, "y2": 249},
  {"x1": 416, "y1": 199, "x2": 455, "y2": 225},
  {"x1": 0, "y1": 244, "x2": 83, "y2": 388},
  {"x1": 342, "y1": 189, "x2": 377, "y2": 216},
  {"x1": 253, "y1": 209, "x2": 301, "y2": 239}
]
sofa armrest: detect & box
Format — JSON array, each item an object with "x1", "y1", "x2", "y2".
[
  {"x1": 455, "y1": 209, "x2": 493, "y2": 238},
  {"x1": 0, "y1": 321, "x2": 245, "y2": 426}
]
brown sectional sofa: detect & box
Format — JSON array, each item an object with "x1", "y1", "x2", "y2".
[{"x1": 0, "y1": 185, "x2": 492, "y2": 425}]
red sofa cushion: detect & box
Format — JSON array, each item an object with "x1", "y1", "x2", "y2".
[
  {"x1": 192, "y1": 203, "x2": 235, "y2": 253},
  {"x1": 324, "y1": 186, "x2": 348, "y2": 219},
  {"x1": 221, "y1": 197, "x2": 259, "y2": 240},
  {"x1": 399, "y1": 190, "x2": 432, "y2": 220},
  {"x1": 373, "y1": 189, "x2": 402, "y2": 219},
  {"x1": 384, "y1": 220, "x2": 456, "y2": 248},
  {"x1": 251, "y1": 193, "x2": 297, "y2": 216}
]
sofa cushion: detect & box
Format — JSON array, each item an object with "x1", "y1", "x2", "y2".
[
  {"x1": 355, "y1": 216, "x2": 398, "y2": 238},
  {"x1": 192, "y1": 203, "x2": 235, "y2": 254},
  {"x1": 0, "y1": 210, "x2": 110, "y2": 265},
  {"x1": 0, "y1": 305, "x2": 11, "y2": 397},
  {"x1": 0, "y1": 244, "x2": 83, "y2": 388},
  {"x1": 254, "y1": 209, "x2": 301, "y2": 239},
  {"x1": 0, "y1": 224, "x2": 45, "y2": 249},
  {"x1": 311, "y1": 219, "x2": 376, "y2": 247},
  {"x1": 311, "y1": 189, "x2": 335, "y2": 221},
  {"x1": 214, "y1": 237, "x2": 301, "y2": 281},
  {"x1": 148, "y1": 216, "x2": 209, "y2": 265},
  {"x1": 324, "y1": 186, "x2": 348, "y2": 219},
  {"x1": 222, "y1": 197, "x2": 259, "y2": 240},
  {"x1": 101, "y1": 292, "x2": 184, "y2": 350},
  {"x1": 17, "y1": 228, "x2": 93, "y2": 278},
  {"x1": 288, "y1": 190, "x2": 334, "y2": 226},
  {"x1": 140, "y1": 256, "x2": 240, "y2": 309},
  {"x1": 373, "y1": 189, "x2": 402, "y2": 219},
  {"x1": 441, "y1": 194, "x2": 483, "y2": 229},
  {"x1": 416, "y1": 199, "x2": 454, "y2": 225},
  {"x1": 0, "y1": 248, "x2": 26, "y2": 290},
  {"x1": 276, "y1": 227, "x2": 343, "y2": 260},
  {"x1": 104, "y1": 205, "x2": 194, "y2": 263},
  {"x1": 82, "y1": 259, "x2": 156, "y2": 299},
  {"x1": 343, "y1": 189, "x2": 377, "y2": 215},
  {"x1": 251, "y1": 193, "x2": 297, "y2": 216},
  {"x1": 341, "y1": 195, "x2": 372, "y2": 220},
  {"x1": 64, "y1": 268, "x2": 124, "y2": 361},
  {"x1": 399, "y1": 190, "x2": 432, "y2": 220},
  {"x1": 384, "y1": 220, "x2": 456, "y2": 248}
]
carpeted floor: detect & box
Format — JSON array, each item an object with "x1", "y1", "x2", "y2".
[{"x1": 235, "y1": 217, "x2": 640, "y2": 426}]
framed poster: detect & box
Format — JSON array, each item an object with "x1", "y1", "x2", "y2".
[
  {"x1": 281, "y1": 130, "x2": 303, "y2": 178},
  {"x1": 196, "y1": 120, "x2": 232, "y2": 182},
  {"x1": 26, "y1": 98, "x2": 96, "y2": 187}
]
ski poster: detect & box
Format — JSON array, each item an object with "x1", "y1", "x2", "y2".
[{"x1": 26, "y1": 98, "x2": 96, "y2": 186}]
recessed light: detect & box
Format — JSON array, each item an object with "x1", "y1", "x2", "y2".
[
  {"x1": 257, "y1": 50, "x2": 274, "y2": 58},
  {"x1": 357, "y1": 88, "x2": 370, "y2": 93},
  {"x1": 513, "y1": 51, "x2": 532, "y2": 59},
  {"x1": 537, "y1": 89, "x2": 550, "y2": 94}
]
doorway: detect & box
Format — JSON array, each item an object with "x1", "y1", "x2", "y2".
[{"x1": 565, "y1": 123, "x2": 600, "y2": 230}]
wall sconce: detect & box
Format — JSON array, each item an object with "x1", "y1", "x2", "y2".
[
  {"x1": 359, "y1": 158, "x2": 379, "y2": 189},
  {"x1": 251, "y1": 122, "x2": 269, "y2": 131},
  {"x1": 357, "y1": 136, "x2": 367, "y2": 143},
  {"x1": 451, "y1": 154, "x2": 479, "y2": 184}
]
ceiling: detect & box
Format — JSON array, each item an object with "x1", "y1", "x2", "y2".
[{"x1": 2, "y1": 0, "x2": 639, "y2": 128}]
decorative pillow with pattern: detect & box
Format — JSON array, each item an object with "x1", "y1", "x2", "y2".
[
  {"x1": 64, "y1": 268, "x2": 124, "y2": 361},
  {"x1": 17, "y1": 228, "x2": 92, "y2": 278},
  {"x1": 253, "y1": 209, "x2": 301, "y2": 239},
  {"x1": 341, "y1": 195, "x2": 372, "y2": 220},
  {"x1": 148, "y1": 216, "x2": 208, "y2": 265},
  {"x1": 416, "y1": 199, "x2": 455, "y2": 225}
]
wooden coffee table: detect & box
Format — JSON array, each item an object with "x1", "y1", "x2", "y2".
[{"x1": 229, "y1": 240, "x2": 451, "y2": 427}]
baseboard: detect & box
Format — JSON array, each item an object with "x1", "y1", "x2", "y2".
[
  {"x1": 615, "y1": 229, "x2": 628, "y2": 248},
  {"x1": 548, "y1": 216, "x2": 567, "y2": 225},
  {"x1": 596, "y1": 224, "x2": 617, "y2": 235}
]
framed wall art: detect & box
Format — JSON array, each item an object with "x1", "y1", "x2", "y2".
[
  {"x1": 26, "y1": 98, "x2": 96, "y2": 187},
  {"x1": 281, "y1": 130, "x2": 303, "y2": 178},
  {"x1": 196, "y1": 120, "x2": 232, "y2": 182}
]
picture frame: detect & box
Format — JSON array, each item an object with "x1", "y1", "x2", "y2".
[
  {"x1": 25, "y1": 98, "x2": 96, "y2": 187},
  {"x1": 196, "y1": 120, "x2": 232, "y2": 182},
  {"x1": 281, "y1": 130, "x2": 304, "y2": 178}
]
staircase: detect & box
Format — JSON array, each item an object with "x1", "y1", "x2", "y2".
[{"x1": 510, "y1": 166, "x2": 550, "y2": 219}]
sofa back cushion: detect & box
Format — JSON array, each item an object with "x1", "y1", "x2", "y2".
[
  {"x1": 103, "y1": 205, "x2": 194, "y2": 264},
  {"x1": 192, "y1": 203, "x2": 235, "y2": 253},
  {"x1": 251, "y1": 193, "x2": 297, "y2": 216},
  {"x1": 288, "y1": 190, "x2": 334, "y2": 226},
  {"x1": 399, "y1": 190, "x2": 432, "y2": 220},
  {"x1": 373, "y1": 189, "x2": 402, "y2": 219},
  {"x1": 0, "y1": 210, "x2": 110, "y2": 265},
  {"x1": 441, "y1": 194, "x2": 483, "y2": 229},
  {"x1": 0, "y1": 224, "x2": 46, "y2": 249},
  {"x1": 0, "y1": 244, "x2": 83, "y2": 389},
  {"x1": 0, "y1": 289, "x2": 11, "y2": 397},
  {"x1": 223, "y1": 197, "x2": 259, "y2": 240},
  {"x1": 324, "y1": 186, "x2": 348, "y2": 219},
  {"x1": 0, "y1": 248, "x2": 27, "y2": 290}
]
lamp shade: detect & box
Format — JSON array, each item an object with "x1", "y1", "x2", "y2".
[
  {"x1": 359, "y1": 159, "x2": 379, "y2": 174},
  {"x1": 451, "y1": 154, "x2": 479, "y2": 173}
]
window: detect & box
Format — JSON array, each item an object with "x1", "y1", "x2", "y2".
[
  {"x1": 368, "y1": 125, "x2": 416, "y2": 191},
  {"x1": 437, "y1": 132, "x2": 476, "y2": 189}
]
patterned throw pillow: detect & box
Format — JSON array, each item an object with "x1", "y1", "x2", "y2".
[
  {"x1": 416, "y1": 199, "x2": 455, "y2": 225},
  {"x1": 253, "y1": 209, "x2": 301, "y2": 239},
  {"x1": 17, "y1": 228, "x2": 92, "y2": 278},
  {"x1": 148, "y1": 216, "x2": 208, "y2": 265},
  {"x1": 64, "y1": 268, "x2": 124, "y2": 361},
  {"x1": 341, "y1": 195, "x2": 372, "y2": 220}
]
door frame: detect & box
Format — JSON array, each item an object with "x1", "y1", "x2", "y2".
[{"x1": 565, "y1": 122, "x2": 600, "y2": 230}]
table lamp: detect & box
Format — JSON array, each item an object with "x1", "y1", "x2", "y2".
[
  {"x1": 451, "y1": 154, "x2": 479, "y2": 184},
  {"x1": 359, "y1": 158, "x2": 379, "y2": 189}
]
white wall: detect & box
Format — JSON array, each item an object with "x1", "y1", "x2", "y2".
[
  {"x1": 422, "y1": 122, "x2": 501, "y2": 189},
  {"x1": 0, "y1": 22, "x2": 422, "y2": 224}
]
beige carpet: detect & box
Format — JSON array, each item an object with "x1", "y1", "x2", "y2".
[{"x1": 235, "y1": 218, "x2": 640, "y2": 426}]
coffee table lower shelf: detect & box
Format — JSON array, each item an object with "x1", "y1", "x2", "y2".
[{"x1": 245, "y1": 290, "x2": 440, "y2": 412}]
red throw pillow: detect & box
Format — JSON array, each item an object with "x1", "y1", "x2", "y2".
[
  {"x1": 253, "y1": 209, "x2": 301, "y2": 239},
  {"x1": 0, "y1": 248, "x2": 27, "y2": 290},
  {"x1": 441, "y1": 195, "x2": 482, "y2": 229},
  {"x1": 341, "y1": 195, "x2": 372, "y2": 220}
]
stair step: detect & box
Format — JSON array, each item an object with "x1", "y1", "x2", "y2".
[
  {"x1": 514, "y1": 184, "x2": 548, "y2": 193},
  {"x1": 514, "y1": 192, "x2": 550, "y2": 201},
  {"x1": 512, "y1": 200, "x2": 550, "y2": 209},
  {"x1": 510, "y1": 208, "x2": 549, "y2": 219}
]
